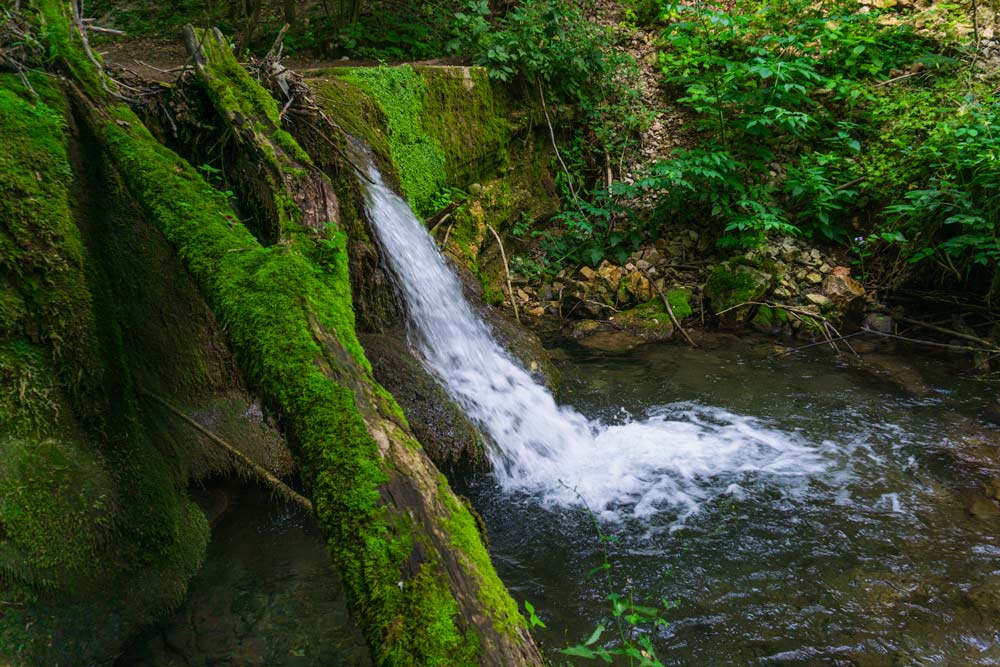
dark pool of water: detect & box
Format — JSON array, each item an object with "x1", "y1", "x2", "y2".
[
  {"x1": 118, "y1": 483, "x2": 371, "y2": 667},
  {"x1": 456, "y1": 338, "x2": 1000, "y2": 666}
]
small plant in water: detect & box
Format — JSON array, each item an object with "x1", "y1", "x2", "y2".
[{"x1": 545, "y1": 482, "x2": 673, "y2": 666}]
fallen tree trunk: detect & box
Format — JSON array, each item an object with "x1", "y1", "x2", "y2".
[{"x1": 41, "y1": 12, "x2": 540, "y2": 666}]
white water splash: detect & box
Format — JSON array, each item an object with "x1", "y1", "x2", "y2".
[{"x1": 364, "y1": 165, "x2": 829, "y2": 522}]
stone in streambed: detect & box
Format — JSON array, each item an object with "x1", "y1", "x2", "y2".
[
  {"x1": 966, "y1": 576, "x2": 1000, "y2": 616},
  {"x1": 863, "y1": 312, "x2": 893, "y2": 334},
  {"x1": 805, "y1": 293, "x2": 832, "y2": 309},
  {"x1": 569, "y1": 320, "x2": 644, "y2": 353}
]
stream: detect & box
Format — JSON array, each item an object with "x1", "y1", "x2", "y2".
[
  {"x1": 126, "y1": 162, "x2": 1000, "y2": 666},
  {"x1": 458, "y1": 340, "x2": 1000, "y2": 665},
  {"x1": 362, "y1": 160, "x2": 1000, "y2": 665}
]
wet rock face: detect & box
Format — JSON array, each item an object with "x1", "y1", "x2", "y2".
[
  {"x1": 569, "y1": 320, "x2": 645, "y2": 353},
  {"x1": 823, "y1": 267, "x2": 866, "y2": 324},
  {"x1": 361, "y1": 332, "x2": 485, "y2": 467}
]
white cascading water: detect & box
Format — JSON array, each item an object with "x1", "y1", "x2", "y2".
[{"x1": 364, "y1": 165, "x2": 829, "y2": 523}]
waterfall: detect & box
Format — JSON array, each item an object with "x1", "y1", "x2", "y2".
[{"x1": 363, "y1": 164, "x2": 828, "y2": 523}]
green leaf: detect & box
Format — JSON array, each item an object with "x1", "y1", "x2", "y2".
[
  {"x1": 560, "y1": 645, "x2": 597, "y2": 659},
  {"x1": 584, "y1": 623, "x2": 605, "y2": 646}
]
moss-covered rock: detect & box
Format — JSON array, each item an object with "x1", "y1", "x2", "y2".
[
  {"x1": 0, "y1": 72, "x2": 212, "y2": 665},
  {"x1": 704, "y1": 261, "x2": 774, "y2": 326}
]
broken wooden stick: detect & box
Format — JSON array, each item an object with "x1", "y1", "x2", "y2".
[
  {"x1": 139, "y1": 388, "x2": 313, "y2": 513},
  {"x1": 487, "y1": 223, "x2": 519, "y2": 323},
  {"x1": 652, "y1": 280, "x2": 697, "y2": 348}
]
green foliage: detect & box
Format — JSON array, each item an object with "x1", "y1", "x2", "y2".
[
  {"x1": 448, "y1": 0, "x2": 610, "y2": 99},
  {"x1": 880, "y1": 103, "x2": 1000, "y2": 282},
  {"x1": 86, "y1": 0, "x2": 227, "y2": 39},
  {"x1": 613, "y1": 0, "x2": 964, "y2": 248},
  {"x1": 337, "y1": 4, "x2": 455, "y2": 60}
]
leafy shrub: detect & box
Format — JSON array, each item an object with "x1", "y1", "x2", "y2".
[
  {"x1": 883, "y1": 104, "x2": 1000, "y2": 282},
  {"x1": 622, "y1": 0, "x2": 960, "y2": 247}
]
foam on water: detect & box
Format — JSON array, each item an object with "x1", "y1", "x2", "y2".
[{"x1": 363, "y1": 165, "x2": 831, "y2": 522}]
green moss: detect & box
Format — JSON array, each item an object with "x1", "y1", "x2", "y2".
[
  {"x1": 704, "y1": 262, "x2": 772, "y2": 314},
  {"x1": 622, "y1": 290, "x2": 692, "y2": 323},
  {"x1": 666, "y1": 289, "x2": 693, "y2": 319},
  {"x1": 35, "y1": 0, "x2": 103, "y2": 97},
  {"x1": 0, "y1": 353, "x2": 115, "y2": 596},
  {"x1": 0, "y1": 74, "x2": 209, "y2": 663},
  {"x1": 336, "y1": 66, "x2": 447, "y2": 216},
  {"x1": 439, "y1": 477, "x2": 526, "y2": 639},
  {"x1": 381, "y1": 563, "x2": 479, "y2": 666},
  {"x1": 307, "y1": 71, "x2": 394, "y2": 170},
  {"x1": 752, "y1": 304, "x2": 775, "y2": 328},
  {"x1": 416, "y1": 66, "x2": 511, "y2": 189}
]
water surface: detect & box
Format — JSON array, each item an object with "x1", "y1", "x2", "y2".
[{"x1": 457, "y1": 341, "x2": 1000, "y2": 665}]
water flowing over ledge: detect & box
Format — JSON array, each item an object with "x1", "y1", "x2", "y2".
[{"x1": 363, "y1": 164, "x2": 831, "y2": 524}]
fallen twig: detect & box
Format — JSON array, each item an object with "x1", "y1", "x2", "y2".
[
  {"x1": 487, "y1": 223, "x2": 519, "y2": 323},
  {"x1": 897, "y1": 316, "x2": 997, "y2": 348},
  {"x1": 651, "y1": 280, "x2": 697, "y2": 348},
  {"x1": 770, "y1": 331, "x2": 867, "y2": 357},
  {"x1": 441, "y1": 220, "x2": 455, "y2": 249},
  {"x1": 71, "y1": 0, "x2": 132, "y2": 102},
  {"x1": 537, "y1": 77, "x2": 579, "y2": 205},
  {"x1": 427, "y1": 199, "x2": 465, "y2": 235},
  {"x1": 862, "y1": 327, "x2": 1000, "y2": 354},
  {"x1": 82, "y1": 24, "x2": 126, "y2": 36},
  {"x1": 715, "y1": 301, "x2": 859, "y2": 357},
  {"x1": 139, "y1": 388, "x2": 313, "y2": 512},
  {"x1": 266, "y1": 23, "x2": 290, "y2": 61}
]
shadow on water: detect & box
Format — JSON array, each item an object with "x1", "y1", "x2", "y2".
[
  {"x1": 455, "y1": 338, "x2": 1000, "y2": 666},
  {"x1": 117, "y1": 481, "x2": 371, "y2": 667}
]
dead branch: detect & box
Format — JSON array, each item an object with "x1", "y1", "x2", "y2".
[
  {"x1": 140, "y1": 389, "x2": 313, "y2": 512},
  {"x1": 862, "y1": 327, "x2": 1000, "y2": 354},
  {"x1": 651, "y1": 280, "x2": 697, "y2": 348},
  {"x1": 487, "y1": 223, "x2": 519, "y2": 323},
  {"x1": 715, "y1": 300, "x2": 858, "y2": 357},
  {"x1": 70, "y1": 0, "x2": 131, "y2": 102},
  {"x1": 135, "y1": 59, "x2": 192, "y2": 75},
  {"x1": 897, "y1": 316, "x2": 997, "y2": 349},
  {"x1": 537, "y1": 77, "x2": 579, "y2": 204},
  {"x1": 266, "y1": 22, "x2": 290, "y2": 61},
  {"x1": 427, "y1": 199, "x2": 465, "y2": 235},
  {"x1": 770, "y1": 331, "x2": 867, "y2": 357},
  {"x1": 82, "y1": 24, "x2": 126, "y2": 36}
]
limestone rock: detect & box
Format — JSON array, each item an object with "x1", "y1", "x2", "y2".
[
  {"x1": 805, "y1": 293, "x2": 832, "y2": 309},
  {"x1": 569, "y1": 320, "x2": 643, "y2": 353},
  {"x1": 624, "y1": 270, "x2": 654, "y2": 303},
  {"x1": 823, "y1": 267, "x2": 866, "y2": 322},
  {"x1": 863, "y1": 312, "x2": 893, "y2": 334},
  {"x1": 594, "y1": 260, "x2": 624, "y2": 293}
]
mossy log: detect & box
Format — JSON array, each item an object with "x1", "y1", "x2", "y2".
[{"x1": 53, "y1": 17, "x2": 538, "y2": 667}]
